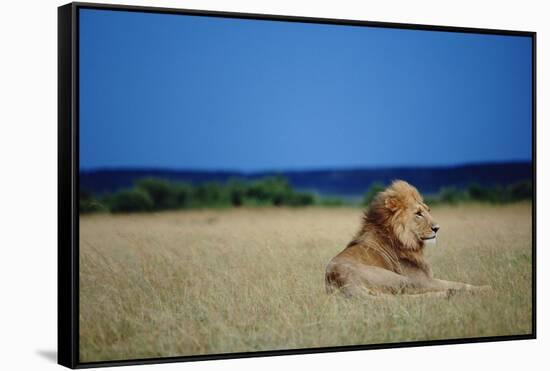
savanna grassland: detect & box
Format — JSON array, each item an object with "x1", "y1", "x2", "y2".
[{"x1": 79, "y1": 203, "x2": 533, "y2": 362}]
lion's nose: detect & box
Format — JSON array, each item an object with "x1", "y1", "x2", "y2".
[{"x1": 432, "y1": 225, "x2": 440, "y2": 233}]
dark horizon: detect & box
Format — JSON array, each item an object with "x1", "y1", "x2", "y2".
[
  {"x1": 80, "y1": 160, "x2": 532, "y2": 197},
  {"x1": 79, "y1": 158, "x2": 533, "y2": 175}
]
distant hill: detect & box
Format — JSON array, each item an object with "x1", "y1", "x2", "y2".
[{"x1": 80, "y1": 161, "x2": 532, "y2": 199}]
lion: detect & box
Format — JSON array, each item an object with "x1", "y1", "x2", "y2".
[{"x1": 325, "y1": 180, "x2": 489, "y2": 298}]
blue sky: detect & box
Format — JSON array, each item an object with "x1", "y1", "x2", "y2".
[{"x1": 79, "y1": 9, "x2": 532, "y2": 172}]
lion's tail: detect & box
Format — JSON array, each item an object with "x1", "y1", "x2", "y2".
[{"x1": 324, "y1": 264, "x2": 341, "y2": 294}]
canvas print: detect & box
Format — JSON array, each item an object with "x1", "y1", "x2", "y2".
[{"x1": 78, "y1": 8, "x2": 533, "y2": 363}]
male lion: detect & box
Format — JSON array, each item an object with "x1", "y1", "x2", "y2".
[{"x1": 325, "y1": 180, "x2": 489, "y2": 298}]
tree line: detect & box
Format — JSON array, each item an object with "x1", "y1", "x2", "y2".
[
  {"x1": 362, "y1": 180, "x2": 533, "y2": 206},
  {"x1": 80, "y1": 176, "x2": 316, "y2": 213},
  {"x1": 80, "y1": 177, "x2": 532, "y2": 214}
]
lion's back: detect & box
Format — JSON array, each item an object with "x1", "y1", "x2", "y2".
[{"x1": 324, "y1": 239, "x2": 397, "y2": 293}]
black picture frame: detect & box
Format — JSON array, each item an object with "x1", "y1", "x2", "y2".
[{"x1": 58, "y1": 2, "x2": 537, "y2": 369}]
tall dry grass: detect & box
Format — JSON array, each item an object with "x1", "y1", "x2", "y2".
[{"x1": 79, "y1": 203, "x2": 532, "y2": 362}]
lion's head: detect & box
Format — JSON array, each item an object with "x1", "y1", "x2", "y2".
[{"x1": 366, "y1": 180, "x2": 439, "y2": 251}]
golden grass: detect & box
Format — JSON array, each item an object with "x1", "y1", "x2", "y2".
[{"x1": 79, "y1": 203, "x2": 533, "y2": 362}]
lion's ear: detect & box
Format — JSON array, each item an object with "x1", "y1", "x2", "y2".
[{"x1": 384, "y1": 196, "x2": 401, "y2": 212}]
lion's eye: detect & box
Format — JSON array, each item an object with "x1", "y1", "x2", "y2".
[{"x1": 415, "y1": 211, "x2": 423, "y2": 217}]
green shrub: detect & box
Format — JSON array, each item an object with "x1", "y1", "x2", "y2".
[
  {"x1": 467, "y1": 183, "x2": 504, "y2": 203},
  {"x1": 193, "y1": 182, "x2": 229, "y2": 207},
  {"x1": 285, "y1": 191, "x2": 315, "y2": 206},
  {"x1": 136, "y1": 178, "x2": 180, "y2": 210},
  {"x1": 79, "y1": 189, "x2": 107, "y2": 213},
  {"x1": 174, "y1": 183, "x2": 194, "y2": 208},
  {"x1": 226, "y1": 178, "x2": 247, "y2": 207},
  {"x1": 438, "y1": 186, "x2": 467, "y2": 205},
  {"x1": 245, "y1": 176, "x2": 301, "y2": 206},
  {"x1": 423, "y1": 194, "x2": 440, "y2": 206},
  {"x1": 108, "y1": 189, "x2": 154, "y2": 213},
  {"x1": 247, "y1": 176, "x2": 291, "y2": 205},
  {"x1": 468, "y1": 183, "x2": 489, "y2": 201},
  {"x1": 507, "y1": 180, "x2": 532, "y2": 201}
]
